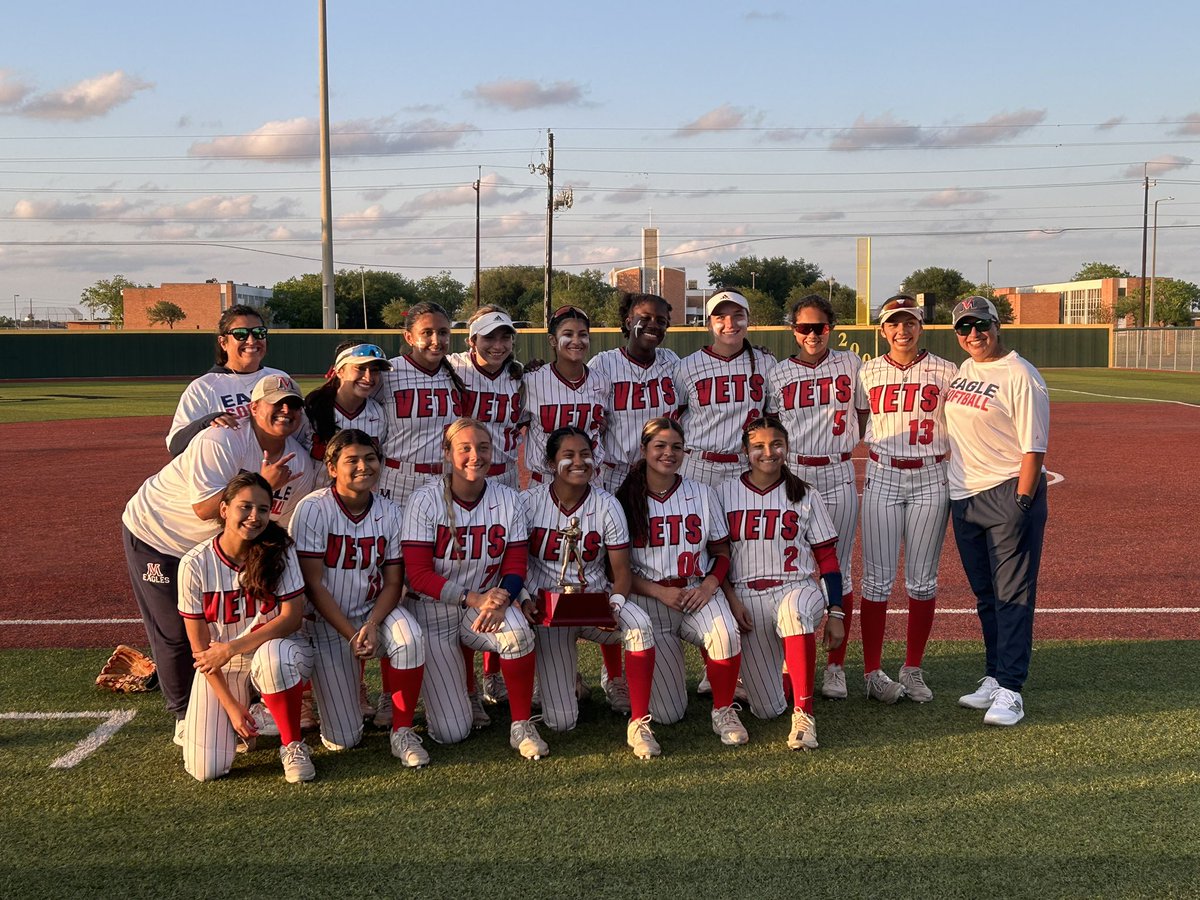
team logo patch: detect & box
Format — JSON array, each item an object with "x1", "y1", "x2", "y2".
[{"x1": 143, "y1": 563, "x2": 170, "y2": 585}]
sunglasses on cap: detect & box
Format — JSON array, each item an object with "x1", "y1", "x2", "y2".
[
  {"x1": 551, "y1": 304, "x2": 588, "y2": 320},
  {"x1": 336, "y1": 343, "x2": 387, "y2": 364},
  {"x1": 881, "y1": 296, "x2": 919, "y2": 311},
  {"x1": 223, "y1": 325, "x2": 269, "y2": 342},
  {"x1": 792, "y1": 322, "x2": 830, "y2": 336},
  {"x1": 954, "y1": 319, "x2": 993, "y2": 336}
]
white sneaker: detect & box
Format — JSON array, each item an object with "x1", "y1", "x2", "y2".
[
  {"x1": 575, "y1": 671, "x2": 590, "y2": 702},
  {"x1": 958, "y1": 676, "x2": 1001, "y2": 710},
  {"x1": 983, "y1": 687, "x2": 1025, "y2": 726},
  {"x1": 711, "y1": 704, "x2": 749, "y2": 746},
  {"x1": 787, "y1": 708, "x2": 818, "y2": 751},
  {"x1": 696, "y1": 673, "x2": 712, "y2": 695},
  {"x1": 249, "y1": 702, "x2": 279, "y2": 737},
  {"x1": 509, "y1": 719, "x2": 549, "y2": 760},
  {"x1": 373, "y1": 691, "x2": 393, "y2": 729},
  {"x1": 865, "y1": 669, "x2": 905, "y2": 704},
  {"x1": 279, "y1": 740, "x2": 316, "y2": 783},
  {"x1": 299, "y1": 690, "x2": 318, "y2": 730},
  {"x1": 235, "y1": 735, "x2": 257, "y2": 754},
  {"x1": 604, "y1": 676, "x2": 631, "y2": 715},
  {"x1": 469, "y1": 691, "x2": 491, "y2": 730},
  {"x1": 482, "y1": 672, "x2": 508, "y2": 705},
  {"x1": 389, "y1": 726, "x2": 430, "y2": 767},
  {"x1": 899, "y1": 666, "x2": 933, "y2": 703},
  {"x1": 626, "y1": 715, "x2": 661, "y2": 760},
  {"x1": 821, "y1": 664, "x2": 848, "y2": 700},
  {"x1": 358, "y1": 679, "x2": 374, "y2": 717},
  {"x1": 172, "y1": 719, "x2": 185, "y2": 747}
]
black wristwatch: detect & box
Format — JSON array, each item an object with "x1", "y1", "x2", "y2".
[{"x1": 1015, "y1": 493, "x2": 1033, "y2": 512}]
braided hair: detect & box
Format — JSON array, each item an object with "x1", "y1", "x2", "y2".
[
  {"x1": 404, "y1": 301, "x2": 467, "y2": 396},
  {"x1": 467, "y1": 304, "x2": 523, "y2": 380},
  {"x1": 218, "y1": 472, "x2": 293, "y2": 603},
  {"x1": 616, "y1": 417, "x2": 686, "y2": 547},
  {"x1": 741, "y1": 415, "x2": 807, "y2": 502}
]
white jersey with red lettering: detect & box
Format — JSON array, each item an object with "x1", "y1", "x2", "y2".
[
  {"x1": 520, "y1": 363, "x2": 608, "y2": 480},
  {"x1": 677, "y1": 345, "x2": 776, "y2": 455},
  {"x1": 123, "y1": 424, "x2": 317, "y2": 558},
  {"x1": 373, "y1": 354, "x2": 460, "y2": 502},
  {"x1": 448, "y1": 351, "x2": 523, "y2": 488},
  {"x1": 765, "y1": 350, "x2": 862, "y2": 458},
  {"x1": 167, "y1": 366, "x2": 290, "y2": 452},
  {"x1": 628, "y1": 476, "x2": 729, "y2": 583},
  {"x1": 289, "y1": 487, "x2": 403, "y2": 620},
  {"x1": 858, "y1": 350, "x2": 957, "y2": 458},
  {"x1": 590, "y1": 347, "x2": 680, "y2": 489},
  {"x1": 301, "y1": 397, "x2": 389, "y2": 487}
]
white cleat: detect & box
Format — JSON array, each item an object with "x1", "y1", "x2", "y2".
[
  {"x1": 575, "y1": 671, "x2": 590, "y2": 702},
  {"x1": 983, "y1": 687, "x2": 1025, "y2": 726},
  {"x1": 626, "y1": 715, "x2": 661, "y2": 760},
  {"x1": 299, "y1": 690, "x2": 319, "y2": 730},
  {"x1": 821, "y1": 664, "x2": 848, "y2": 700},
  {"x1": 734, "y1": 677, "x2": 750, "y2": 704},
  {"x1": 696, "y1": 673, "x2": 712, "y2": 696},
  {"x1": 279, "y1": 740, "x2": 316, "y2": 783},
  {"x1": 249, "y1": 702, "x2": 279, "y2": 737},
  {"x1": 604, "y1": 676, "x2": 631, "y2": 715},
  {"x1": 865, "y1": 669, "x2": 905, "y2": 704},
  {"x1": 482, "y1": 672, "x2": 508, "y2": 705},
  {"x1": 390, "y1": 726, "x2": 430, "y2": 767},
  {"x1": 787, "y1": 708, "x2": 819, "y2": 751},
  {"x1": 958, "y1": 675, "x2": 1001, "y2": 710},
  {"x1": 711, "y1": 704, "x2": 749, "y2": 746},
  {"x1": 373, "y1": 691, "x2": 393, "y2": 729},
  {"x1": 899, "y1": 666, "x2": 934, "y2": 703},
  {"x1": 172, "y1": 719, "x2": 186, "y2": 747},
  {"x1": 510, "y1": 719, "x2": 549, "y2": 760}
]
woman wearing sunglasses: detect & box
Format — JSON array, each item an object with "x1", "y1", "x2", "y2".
[
  {"x1": 944, "y1": 296, "x2": 1049, "y2": 728},
  {"x1": 764, "y1": 294, "x2": 863, "y2": 702},
  {"x1": 167, "y1": 305, "x2": 291, "y2": 456},
  {"x1": 303, "y1": 342, "x2": 393, "y2": 480}
]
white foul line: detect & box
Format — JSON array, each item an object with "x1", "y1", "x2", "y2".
[
  {"x1": 0, "y1": 618, "x2": 142, "y2": 625},
  {"x1": 0, "y1": 709, "x2": 137, "y2": 768},
  {"x1": 886, "y1": 607, "x2": 1200, "y2": 615},
  {"x1": 1050, "y1": 387, "x2": 1200, "y2": 408}
]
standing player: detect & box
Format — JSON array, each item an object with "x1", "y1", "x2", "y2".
[
  {"x1": 177, "y1": 473, "x2": 316, "y2": 783},
  {"x1": 520, "y1": 306, "x2": 607, "y2": 483},
  {"x1": 765, "y1": 294, "x2": 862, "y2": 701},
  {"x1": 303, "y1": 343, "x2": 392, "y2": 475},
  {"x1": 401, "y1": 417, "x2": 548, "y2": 760},
  {"x1": 521, "y1": 426, "x2": 660, "y2": 759},
  {"x1": 122, "y1": 374, "x2": 316, "y2": 743},
  {"x1": 718, "y1": 416, "x2": 845, "y2": 750},
  {"x1": 290, "y1": 430, "x2": 427, "y2": 766},
  {"x1": 857, "y1": 295, "x2": 957, "y2": 703},
  {"x1": 676, "y1": 290, "x2": 776, "y2": 488},
  {"x1": 374, "y1": 302, "x2": 465, "y2": 503},
  {"x1": 616, "y1": 417, "x2": 748, "y2": 746},
  {"x1": 167, "y1": 305, "x2": 289, "y2": 456}
]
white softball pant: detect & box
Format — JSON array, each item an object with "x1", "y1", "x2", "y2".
[
  {"x1": 534, "y1": 600, "x2": 655, "y2": 732},
  {"x1": 377, "y1": 464, "x2": 439, "y2": 504},
  {"x1": 679, "y1": 453, "x2": 743, "y2": 489},
  {"x1": 630, "y1": 591, "x2": 741, "y2": 725},
  {"x1": 305, "y1": 608, "x2": 425, "y2": 751},
  {"x1": 183, "y1": 636, "x2": 313, "y2": 782},
  {"x1": 861, "y1": 459, "x2": 950, "y2": 602},
  {"x1": 736, "y1": 581, "x2": 826, "y2": 720},
  {"x1": 409, "y1": 598, "x2": 534, "y2": 745},
  {"x1": 795, "y1": 459, "x2": 858, "y2": 597}
]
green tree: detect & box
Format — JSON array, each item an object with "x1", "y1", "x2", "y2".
[
  {"x1": 80, "y1": 274, "x2": 148, "y2": 327},
  {"x1": 468, "y1": 266, "x2": 545, "y2": 322},
  {"x1": 145, "y1": 300, "x2": 187, "y2": 329},
  {"x1": 268, "y1": 269, "x2": 418, "y2": 329},
  {"x1": 707, "y1": 255, "x2": 822, "y2": 308},
  {"x1": 739, "y1": 287, "x2": 784, "y2": 326},
  {"x1": 1072, "y1": 261, "x2": 1129, "y2": 280},
  {"x1": 414, "y1": 271, "x2": 467, "y2": 319},
  {"x1": 901, "y1": 267, "x2": 970, "y2": 313},
  {"x1": 551, "y1": 269, "x2": 618, "y2": 326},
  {"x1": 787, "y1": 281, "x2": 859, "y2": 325},
  {"x1": 1148, "y1": 279, "x2": 1200, "y2": 326}
]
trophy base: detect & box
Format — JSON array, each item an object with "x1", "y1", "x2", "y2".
[{"x1": 536, "y1": 588, "x2": 615, "y2": 628}]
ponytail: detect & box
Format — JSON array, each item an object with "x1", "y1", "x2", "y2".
[
  {"x1": 742, "y1": 339, "x2": 757, "y2": 378},
  {"x1": 304, "y1": 379, "x2": 340, "y2": 443},
  {"x1": 779, "y1": 463, "x2": 808, "y2": 503},
  {"x1": 616, "y1": 460, "x2": 651, "y2": 547},
  {"x1": 241, "y1": 522, "x2": 293, "y2": 603}
]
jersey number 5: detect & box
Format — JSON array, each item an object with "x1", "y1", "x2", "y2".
[{"x1": 831, "y1": 410, "x2": 847, "y2": 436}]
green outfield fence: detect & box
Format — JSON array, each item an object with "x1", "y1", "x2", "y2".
[{"x1": 0, "y1": 325, "x2": 1111, "y2": 380}]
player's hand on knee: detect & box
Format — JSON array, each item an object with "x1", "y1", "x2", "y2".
[
  {"x1": 518, "y1": 595, "x2": 539, "y2": 625},
  {"x1": 351, "y1": 624, "x2": 377, "y2": 658},
  {"x1": 224, "y1": 702, "x2": 258, "y2": 739},
  {"x1": 211, "y1": 413, "x2": 240, "y2": 430},
  {"x1": 729, "y1": 596, "x2": 754, "y2": 634},
  {"x1": 822, "y1": 617, "x2": 845, "y2": 651},
  {"x1": 472, "y1": 607, "x2": 506, "y2": 634},
  {"x1": 194, "y1": 641, "x2": 233, "y2": 674},
  {"x1": 680, "y1": 586, "x2": 715, "y2": 614}
]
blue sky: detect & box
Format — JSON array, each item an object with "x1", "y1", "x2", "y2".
[{"x1": 3, "y1": 1, "x2": 1198, "y2": 320}]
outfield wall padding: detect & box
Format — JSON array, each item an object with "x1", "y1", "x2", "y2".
[{"x1": 0, "y1": 326, "x2": 1111, "y2": 380}]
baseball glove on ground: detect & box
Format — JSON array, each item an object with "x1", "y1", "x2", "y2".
[{"x1": 96, "y1": 644, "x2": 158, "y2": 693}]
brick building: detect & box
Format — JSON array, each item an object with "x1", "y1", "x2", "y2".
[
  {"x1": 122, "y1": 280, "x2": 273, "y2": 330},
  {"x1": 607, "y1": 228, "x2": 688, "y2": 325},
  {"x1": 993, "y1": 277, "x2": 1147, "y2": 325}
]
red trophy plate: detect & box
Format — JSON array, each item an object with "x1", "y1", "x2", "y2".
[{"x1": 534, "y1": 515, "x2": 616, "y2": 628}]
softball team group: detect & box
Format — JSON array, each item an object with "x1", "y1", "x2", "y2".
[{"x1": 123, "y1": 288, "x2": 1050, "y2": 784}]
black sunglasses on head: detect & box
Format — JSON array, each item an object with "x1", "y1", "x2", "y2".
[
  {"x1": 224, "y1": 326, "x2": 269, "y2": 341},
  {"x1": 954, "y1": 319, "x2": 993, "y2": 336},
  {"x1": 792, "y1": 322, "x2": 830, "y2": 335}
]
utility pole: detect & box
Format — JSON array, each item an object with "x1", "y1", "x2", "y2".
[
  {"x1": 1150, "y1": 196, "x2": 1173, "y2": 326},
  {"x1": 531, "y1": 130, "x2": 572, "y2": 326},
  {"x1": 473, "y1": 166, "x2": 481, "y2": 310},
  {"x1": 318, "y1": 0, "x2": 336, "y2": 330},
  {"x1": 360, "y1": 266, "x2": 368, "y2": 330},
  {"x1": 1140, "y1": 168, "x2": 1149, "y2": 326}
]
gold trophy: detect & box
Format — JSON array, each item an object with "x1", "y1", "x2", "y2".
[{"x1": 535, "y1": 516, "x2": 615, "y2": 627}]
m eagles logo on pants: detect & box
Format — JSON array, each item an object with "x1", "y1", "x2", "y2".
[{"x1": 143, "y1": 563, "x2": 170, "y2": 585}]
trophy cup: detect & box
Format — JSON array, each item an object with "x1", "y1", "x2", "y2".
[{"x1": 535, "y1": 516, "x2": 616, "y2": 627}]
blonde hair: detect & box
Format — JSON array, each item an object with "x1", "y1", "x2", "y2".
[{"x1": 440, "y1": 417, "x2": 490, "y2": 559}]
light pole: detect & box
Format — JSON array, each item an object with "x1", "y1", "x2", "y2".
[
  {"x1": 986, "y1": 258, "x2": 992, "y2": 288},
  {"x1": 750, "y1": 271, "x2": 757, "y2": 291},
  {"x1": 359, "y1": 266, "x2": 368, "y2": 330},
  {"x1": 13, "y1": 294, "x2": 18, "y2": 325},
  {"x1": 1149, "y1": 196, "x2": 1173, "y2": 326},
  {"x1": 828, "y1": 277, "x2": 835, "y2": 305}
]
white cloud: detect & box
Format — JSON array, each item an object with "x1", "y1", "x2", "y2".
[
  {"x1": 674, "y1": 104, "x2": 754, "y2": 137},
  {"x1": 1121, "y1": 155, "x2": 1192, "y2": 178},
  {"x1": 830, "y1": 113, "x2": 924, "y2": 150},
  {"x1": 0, "y1": 69, "x2": 31, "y2": 106},
  {"x1": 189, "y1": 116, "x2": 478, "y2": 162},
  {"x1": 403, "y1": 173, "x2": 537, "y2": 212},
  {"x1": 19, "y1": 70, "x2": 152, "y2": 120},
  {"x1": 468, "y1": 79, "x2": 586, "y2": 111},
  {"x1": 1096, "y1": 116, "x2": 1125, "y2": 131},
  {"x1": 1169, "y1": 113, "x2": 1200, "y2": 136},
  {"x1": 830, "y1": 109, "x2": 1045, "y2": 150},
  {"x1": 916, "y1": 189, "x2": 994, "y2": 208},
  {"x1": 12, "y1": 198, "x2": 137, "y2": 219},
  {"x1": 935, "y1": 109, "x2": 1046, "y2": 146}
]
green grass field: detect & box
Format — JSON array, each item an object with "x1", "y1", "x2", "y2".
[{"x1": 2, "y1": 642, "x2": 1198, "y2": 899}]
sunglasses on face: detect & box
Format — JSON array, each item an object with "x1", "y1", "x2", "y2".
[
  {"x1": 792, "y1": 322, "x2": 830, "y2": 335},
  {"x1": 224, "y1": 326, "x2": 269, "y2": 342},
  {"x1": 954, "y1": 319, "x2": 992, "y2": 336}
]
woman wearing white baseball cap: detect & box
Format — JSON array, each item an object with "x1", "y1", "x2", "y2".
[
  {"x1": 303, "y1": 343, "x2": 393, "y2": 476},
  {"x1": 943, "y1": 296, "x2": 1050, "y2": 726}
]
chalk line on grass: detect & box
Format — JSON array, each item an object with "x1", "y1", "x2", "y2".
[
  {"x1": 0, "y1": 709, "x2": 137, "y2": 769},
  {"x1": 1050, "y1": 387, "x2": 1200, "y2": 408},
  {"x1": 0, "y1": 618, "x2": 142, "y2": 625}
]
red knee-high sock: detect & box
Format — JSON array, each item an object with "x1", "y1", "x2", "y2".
[
  {"x1": 482, "y1": 650, "x2": 502, "y2": 677},
  {"x1": 601, "y1": 643, "x2": 624, "y2": 680},
  {"x1": 705, "y1": 653, "x2": 742, "y2": 708},
  {"x1": 782, "y1": 663, "x2": 793, "y2": 704},
  {"x1": 905, "y1": 596, "x2": 937, "y2": 667},
  {"x1": 860, "y1": 598, "x2": 888, "y2": 674},
  {"x1": 381, "y1": 658, "x2": 424, "y2": 729},
  {"x1": 784, "y1": 633, "x2": 817, "y2": 715},
  {"x1": 624, "y1": 648, "x2": 655, "y2": 720},
  {"x1": 461, "y1": 646, "x2": 477, "y2": 693},
  {"x1": 499, "y1": 653, "x2": 536, "y2": 721},
  {"x1": 260, "y1": 682, "x2": 304, "y2": 746},
  {"x1": 826, "y1": 593, "x2": 854, "y2": 667}
]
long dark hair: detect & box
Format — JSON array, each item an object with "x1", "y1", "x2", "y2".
[
  {"x1": 545, "y1": 425, "x2": 593, "y2": 466},
  {"x1": 741, "y1": 415, "x2": 807, "y2": 502},
  {"x1": 617, "y1": 417, "x2": 686, "y2": 547},
  {"x1": 788, "y1": 294, "x2": 835, "y2": 326},
  {"x1": 305, "y1": 340, "x2": 359, "y2": 443},
  {"x1": 468, "y1": 304, "x2": 523, "y2": 380},
  {"x1": 215, "y1": 304, "x2": 265, "y2": 365},
  {"x1": 219, "y1": 472, "x2": 293, "y2": 602},
  {"x1": 618, "y1": 292, "x2": 672, "y2": 338},
  {"x1": 404, "y1": 302, "x2": 466, "y2": 395}
]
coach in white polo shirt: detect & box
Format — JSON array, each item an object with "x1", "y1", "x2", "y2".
[
  {"x1": 121, "y1": 374, "x2": 316, "y2": 738},
  {"x1": 943, "y1": 296, "x2": 1049, "y2": 727}
]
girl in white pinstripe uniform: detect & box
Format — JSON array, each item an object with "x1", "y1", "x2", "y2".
[{"x1": 178, "y1": 473, "x2": 315, "y2": 783}]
